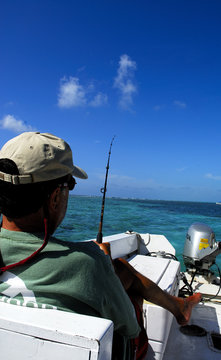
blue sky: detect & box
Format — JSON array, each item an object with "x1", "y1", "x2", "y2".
[{"x1": 1, "y1": 0, "x2": 221, "y2": 202}]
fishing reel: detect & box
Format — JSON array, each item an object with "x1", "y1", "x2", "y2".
[{"x1": 183, "y1": 223, "x2": 221, "y2": 274}]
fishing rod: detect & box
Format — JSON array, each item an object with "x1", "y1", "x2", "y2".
[{"x1": 96, "y1": 136, "x2": 116, "y2": 244}]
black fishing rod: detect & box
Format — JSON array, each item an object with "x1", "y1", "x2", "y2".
[{"x1": 96, "y1": 136, "x2": 115, "y2": 244}]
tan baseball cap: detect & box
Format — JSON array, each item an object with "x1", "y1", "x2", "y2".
[{"x1": 0, "y1": 132, "x2": 88, "y2": 184}]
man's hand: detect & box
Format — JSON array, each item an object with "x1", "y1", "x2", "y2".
[{"x1": 94, "y1": 241, "x2": 112, "y2": 258}]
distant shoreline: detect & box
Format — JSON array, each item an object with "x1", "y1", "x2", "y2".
[{"x1": 69, "y1": 194, "x2": 215, "y2": 205}]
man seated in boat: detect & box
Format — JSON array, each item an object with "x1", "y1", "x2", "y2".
[{"x1": 0, "y1": 132, "x2": 201, "y2": 360}]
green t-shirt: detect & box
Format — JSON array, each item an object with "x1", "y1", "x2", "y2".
[{"x1": 0, "y1": 229, "x2": 140, "y2": 346}]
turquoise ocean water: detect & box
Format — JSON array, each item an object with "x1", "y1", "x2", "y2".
[{"x1": 55, "y1": 196, "x2": 221, "y2": 272}]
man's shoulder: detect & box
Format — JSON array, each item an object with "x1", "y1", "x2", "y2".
[
  {"x1": 49, "y1": 237, "x2": 107, "y2": 259},
  {"x1": 47, "y1": 237, "x2": 113, "y2": 275}
]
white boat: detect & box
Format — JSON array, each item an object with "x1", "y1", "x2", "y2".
[{"x1": 0, "y1": 223, "x2": 221, "y2": 359}]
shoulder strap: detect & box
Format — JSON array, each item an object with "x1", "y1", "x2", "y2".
[{"x1": 0, "y1": 218, "x2": 49, "y2": 275}]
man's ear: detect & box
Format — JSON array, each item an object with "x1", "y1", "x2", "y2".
[{"x1": 47, "y1": 187, "x2": 61, "y2": 212}]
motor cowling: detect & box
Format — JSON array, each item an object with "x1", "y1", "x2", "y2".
[{"x1": 183, "y1": 223, "x2": 221, "y2": 271}]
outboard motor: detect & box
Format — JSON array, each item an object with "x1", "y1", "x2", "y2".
[{"x1": 183, "y1": 223, "x2": 221, "y2": 273}]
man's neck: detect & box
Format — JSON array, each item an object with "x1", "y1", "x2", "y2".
[{"x1": 1, "y1": 210, "x2": 45, "y2": 233}]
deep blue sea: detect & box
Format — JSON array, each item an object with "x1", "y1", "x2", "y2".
[{"x1": 55, "y1": 196, "x2": 221, "y2": 272}]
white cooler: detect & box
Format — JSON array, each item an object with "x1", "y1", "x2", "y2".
[{"x1": 129, "y1": 254, "x2": 180, "y2": 360}]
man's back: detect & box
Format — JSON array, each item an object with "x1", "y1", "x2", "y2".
[{"x1": 0, "y1": 228, "x2": 140, "y2": 339}]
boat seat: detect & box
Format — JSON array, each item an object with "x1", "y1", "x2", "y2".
[
  {"x1": 99, "y1": 232, "x2": 175, "y2": 260},
  {"x1": 0, "y1": 301, "x2": 113, "y2": 360},
  {"x1": 100, "y1": 232, "x2": 140, "y2": 259},
  {"x1": 128, "y1": 255, "x2": 180, "y2": 360}
]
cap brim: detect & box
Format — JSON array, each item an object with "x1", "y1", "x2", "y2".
[{"x1": 72, "y1": 165, "x2": 88, "y2": 179}]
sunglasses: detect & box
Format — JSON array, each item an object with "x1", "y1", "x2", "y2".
[{"x1": 59, "y1": 176, "x2": 77, "y2": 191}]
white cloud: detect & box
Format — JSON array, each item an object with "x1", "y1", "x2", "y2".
[
  {"x1": 173, "y1": 100, "x2": 187, "y2": 108},
  {"x1": 205, "y1": 173, "x2": 221, "y2": 180},
  {"x1": 4, "y1": 101, "x2": 14, "y2": 107},
  {"x1": 58, "y1": 76, "x2": 108, "y2": 109},
  {"x1": 89, "y1": 92, "x2": 108, "y2": 107},
  {"x1": 114, "y1": 54, "x2": 137, "y2": 110},
  {"x1": 153, "y1": 105, "x2": 165, "y2": 111},
  {"x1": 58, "y1": 77, "x2": 87, "y2": 108},
  {"x1": 109, "y1": 173, "x2": 135, "y2": 182},
  {"x1": 0, "y1": 115, "x2": 35, "y2": 133},
  {"x1": 176, "y1": 167, "x2": 187, "y2": 172},
  {"x1": 96, "y1": 172, "x2": 135, "y2": 183}
]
